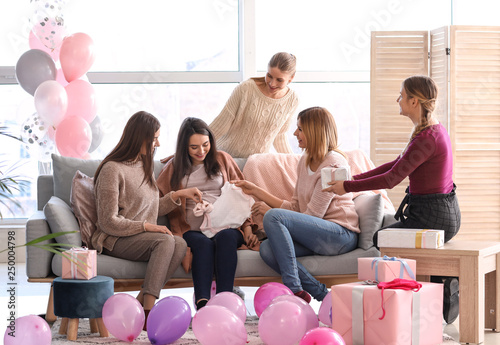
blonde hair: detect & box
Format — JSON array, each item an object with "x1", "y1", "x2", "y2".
[
  {"x1": 403, "y1": 75, "x2": 438, "y2": 141},
  {"x1": 268, "y1": 52, "x2": 297, "y2": 77},
  {"x1": 297, "y1": 107, "x2": 345, "y2": 168}
]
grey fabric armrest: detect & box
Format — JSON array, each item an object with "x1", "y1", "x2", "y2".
[
  {"x1": 381, "y1": 212, "x2": 397, "y2": 228},
  {"x1": 37, "y1": 175, "x2": 54, "y2": 211},
  {"x1": 25, "y1": 211, "x2": 55, "y2": 278}
]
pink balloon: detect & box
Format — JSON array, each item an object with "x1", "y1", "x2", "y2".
[
  {"x1": 102, "y1": 294, "x2": 144, "y2": 343},
  {"x1": 34, "y1": 80, "x2": 68, "y2": 126},
  {"x1": 60, "y1": 32, "x2": 96, "y2": 82},
  {"x1": 258, "y1": 300, "x2": 307, "y2": 345},
  {"x1": 299, "y1": 327, "x2": 346, "y2": 345},
  {"x1": 4, "y1": 315, "x2": 51, "y2": 345},
  {"x1": 318, "y1": 291, "x2": 332, "y2": 326},
  {"x1": 29, "y1": 30, "x2": 61, "y2": 62},
  {"x1": 65, "y1": 79, "x2": 97, "y2": 123},
  {"x1": 206, "y1": 292, "x2": 247, "y2": 323},
  {"x1": 270, "y1": 295, "x2": 319, "y2": 331},
  {"x1": 56, "y1": 68, "x2": 69, "y2": 87},
  {"x1": 192, "y1": 305, "x2": 247, "y2": 345},
  {"x1": 55, "y1": 115, "x2": 92, "y2": 158},
  {"x1": 47, "y1": 124, "x2": 56, "y2": 140},
  {"x1": 253, "y1": 282, "x2": 293, "y2": 317}
]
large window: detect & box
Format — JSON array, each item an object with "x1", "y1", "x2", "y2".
[{"x1": 0, "y1": 0, "x2": 495, "y2": 219}]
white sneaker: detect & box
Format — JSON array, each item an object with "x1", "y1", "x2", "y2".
[{"x1": 233, "y1": 286, "x2": 245, "y2": 300}]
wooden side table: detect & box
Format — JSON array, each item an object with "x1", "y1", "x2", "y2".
[{"x1": 380, "y1": 241, "x2": 500, "y2": 344}]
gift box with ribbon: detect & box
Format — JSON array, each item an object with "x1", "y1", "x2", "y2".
[
  {"x1": 331, "y1": 281, "x2": 443, "y2": 345},
  {"x1": 61, "y1": 247, "x2": 97, "y2": 280},
  {"x1": 358, "y1": 256, "x2": 416, "y2": 283},
  {"x1": 377, "y1": 228, "x2": 444, "y2": 249}
]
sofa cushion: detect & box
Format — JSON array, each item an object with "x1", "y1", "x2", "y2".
[
  {"x1": 70, "y1": 170, "x2": 97, "y2": 248},
  {"x1": 43, "y1": 196, "x2": 82, "y2": 247},
  {"x1": 52, "y1": 154, "x2": 165, "y2": 206},
  {"x1": 52, "y1": 154, "x2": 101, "y2": 206},
  {"x1": 354, "y1": 193, "x2": 384, "y2": 250}
]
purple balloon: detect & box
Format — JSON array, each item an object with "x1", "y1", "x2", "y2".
[
  {"x1": 318, "y1": 291, "x2": 332, "y2": 326},
  {"x1": 4, "y1": 315, "x2": 51, "y2": 345},
  {"x1": 254, "y1": 282, "x2": 293, "y2": 317},
  {"x1": 270, "y1": 295, "x2": 319, "y2": 331},
  {"x1": 102, "y1": 293, "x2": 144, "y2": 342},
  {"x1": 258, "y1": 300, "x2": 307, "y2": 345},
  {"x1": 147, "y1": 296, "x2": 192, "y2": 345},
  {"x1": 299, "y1": 327, "x2": 346, "y2": 345},
  {"x1": 192, "y1": 305, "x2": 247, "y2": 345},
  {"x1": 15, "y1": 49, "x2": 57, "y2": 95}
]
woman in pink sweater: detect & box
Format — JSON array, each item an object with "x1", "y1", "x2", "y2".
[{"x1": 234, "y1": 107, "x2": 360, "y2": 302}]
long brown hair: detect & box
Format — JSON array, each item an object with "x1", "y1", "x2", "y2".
[
  {"x1": 170, "y1": 117, "x2": 220, "y2": 190},
  {"x1": 94, "y1": 111, "x2": 160, "y2": 187},
  {"x1": 297, "y1": 107, "x2": 345, "y2": 168},
  {"x1": 403, "y1": 75, "x2": 438, "y2": 141}
]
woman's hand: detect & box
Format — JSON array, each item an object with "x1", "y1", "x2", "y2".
[
  {"x1": 231, "y1": 180, "x2": 257, "y2": 195},
  {"x1": 144, "y1": 222, "x2": 173, "y2": 236},
  {"x1": 243, "y1": 226, "x2": 259, "y2": 248},
  {"x1": 323, "y1": 180, "x2": 346, "y2": 195},
  {"x1": 172, "y1": 187, "x2": 203, "y2": 203},
  {"x1": 251, "y1": 201, "x2": 271, "y2": 217}
]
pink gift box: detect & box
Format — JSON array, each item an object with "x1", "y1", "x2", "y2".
[
  {"x1": 331, "y1": 282, "x2": 443, "y2": 345},
  {"x1": 61, "y1": 247, "x2": 97, "y2": 280},
  {"x1": 358, "y1": 256, "x2": 416, "y2": 283}
]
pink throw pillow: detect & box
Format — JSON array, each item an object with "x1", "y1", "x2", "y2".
[{"x1": 70, "y1": 170, "x2": 97, "y2": 249}]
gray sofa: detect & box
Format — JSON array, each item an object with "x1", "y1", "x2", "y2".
[{"x1": 26, "y1": 153, "x2": 395, "y2": 320}]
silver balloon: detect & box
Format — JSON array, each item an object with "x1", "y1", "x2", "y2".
[
  {"x1": 20, "y1": 112, "x2": 48, "y2": 147},
  {"x1": 15, "y1": 49, "x2": 57, "y2": 95},
  {"x1": 88, "y1": 115, "x2": 103, "y2": 153}
]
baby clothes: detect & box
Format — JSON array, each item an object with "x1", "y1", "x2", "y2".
[{"x1": 194, "y1": 182, "x2": 255, "y2": 238}]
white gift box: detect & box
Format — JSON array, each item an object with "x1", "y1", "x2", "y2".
[
  {"x1": 321, "y1": 166, "x2": 351, "y2": 189},
  {"x1": 377, "y1": 228, "x2": 445, "y2": 249}
]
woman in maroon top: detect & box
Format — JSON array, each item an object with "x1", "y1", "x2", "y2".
[{"x1": 326, "y1": 75, "x2": 461, "y2": 323}]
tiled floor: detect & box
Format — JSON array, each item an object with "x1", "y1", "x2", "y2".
[{"x1": 2, "y1": 263, "x2": 500, "y2": 344}]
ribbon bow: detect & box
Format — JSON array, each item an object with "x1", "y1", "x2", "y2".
[
  {"x1": 193, "y1": 200, "x2": 214, "y2": 217},
  {"x1": 377, "y1": 278, "x2": 422, "y2": 320},
  {"x1": 371, "y1": 255, "x2": 416, "y2": 282}
]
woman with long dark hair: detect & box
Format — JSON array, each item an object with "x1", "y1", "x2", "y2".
[{"x1": 157, "y1": 117, "x2": 259, "y2": 310}]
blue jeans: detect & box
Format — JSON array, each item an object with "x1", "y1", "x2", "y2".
[
  {"x1": 183, "y1": 229, "x2": 244, "y2": 302},
  {"x1": 259, "y1": 208, "x2": 358, "y2": 301}
]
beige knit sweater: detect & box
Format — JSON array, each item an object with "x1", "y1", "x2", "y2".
[
  {"x1": 92, "y1": 160, "x2": 179, "y2": 253},
  {"x1": 209, "y1": 78, "x2": 299, "y2": 158}
]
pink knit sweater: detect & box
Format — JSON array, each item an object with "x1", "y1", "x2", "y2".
[{"x1": 282, "y1": 152, "x2": 360, "y2": 233}]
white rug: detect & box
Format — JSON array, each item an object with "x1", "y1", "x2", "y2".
[{"x1": 50, "y1": 317, "x2": 460, "y2": 345}]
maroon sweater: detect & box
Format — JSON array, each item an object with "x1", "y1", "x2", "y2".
[{"x1": 344, "y1": 124, "x2": 454, "y2": 195}]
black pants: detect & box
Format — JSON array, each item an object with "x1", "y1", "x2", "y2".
[{"x1": 374, "y1": 184, "x2": 461, "y2": 246}]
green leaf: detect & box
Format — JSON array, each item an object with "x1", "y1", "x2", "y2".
[
  {"x1": 23, "y1": 231, "x2": 78, "y2": 246},
  {"x1": 0, "y1": 231, "x2": 78, "y2": 253}
]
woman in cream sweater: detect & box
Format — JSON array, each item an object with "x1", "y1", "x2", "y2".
[{"x1": 209, "y1": 52, "x2": 299, "y2": 158}]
